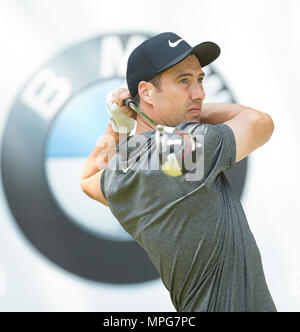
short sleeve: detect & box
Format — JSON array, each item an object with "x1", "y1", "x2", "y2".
[
  {"x1": 179, "y1": 122, "x2": 236, "y2": 183},
  {"x1": 201, "y1": 123, "x2": 236, "y2": 179}
]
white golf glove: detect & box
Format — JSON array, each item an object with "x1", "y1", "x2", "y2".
[{"x1": 106, "y1": 90, "x2": 136, "y2": 134}]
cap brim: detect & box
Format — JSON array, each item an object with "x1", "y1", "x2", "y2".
[
  {"x1": 191, "y1": 41, "x2": 221, "y2": 67},
  {"x1": 157, "y1": 41, "x2": 221, "y2": 74}
]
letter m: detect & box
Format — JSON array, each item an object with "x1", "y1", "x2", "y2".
[{"x1": 148, "y1": 317, "x2": 158, "y2": 327}]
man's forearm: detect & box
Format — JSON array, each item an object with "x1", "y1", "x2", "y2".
[
  {"x1": 200, "y1": 103, "x2": 257, "y2": 125},
  {"x1": 81, "y1": 123, "x2": 128, "y2": 181}
]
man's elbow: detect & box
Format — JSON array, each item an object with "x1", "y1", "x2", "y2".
[
  {"x1": 80, "y1": 179, "x2": 96, "y2": 201},
  {"x1": 260, "y1": 112, "x2": 275, "y2": 142},
  {"x1": 80, "y1": 175, "x2": 108, "y2": 206},
  {"x1": 80, "y1": 179, "x2": 89, "y2": 197}
]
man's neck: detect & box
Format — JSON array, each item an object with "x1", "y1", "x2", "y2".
[{"x1": 135, "y1": 119, "x2": 156, "y2": 135}]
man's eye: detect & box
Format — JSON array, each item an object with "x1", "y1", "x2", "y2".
[
  {"x1": 179, "y1": 78, "x2": 188, "y2": 84},
  {"x1": 198, "y1": 77, "x2": 204, "y2": 83}
]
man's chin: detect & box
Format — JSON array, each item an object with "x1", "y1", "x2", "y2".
[{"x1": 185, "y1": 113, "x2": 201, "y2": 123}]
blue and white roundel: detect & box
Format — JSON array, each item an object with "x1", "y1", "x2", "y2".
[{"x1": 1, "y1": 32, "x2": 246, "y2": 284}]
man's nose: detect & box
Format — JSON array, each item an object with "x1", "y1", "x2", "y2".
[{"x1": 191, "y1": 82, "x2": 205, "y2": 101}]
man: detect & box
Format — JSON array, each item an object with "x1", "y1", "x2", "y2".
[{"x1": 80, "y1": 32, "x2": 276, "y2": 312}]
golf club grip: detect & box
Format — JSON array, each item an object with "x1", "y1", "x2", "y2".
[
  {"x1": 124, "y1": 99, "x2": 134, "y2": 109},
  {"x1": 124, "y1": 98, "x2": 158, "y2": 129}
]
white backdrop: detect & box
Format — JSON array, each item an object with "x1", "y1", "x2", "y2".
[{"x1": 0, "y1": 0, "x2": 299, "y2": 312}]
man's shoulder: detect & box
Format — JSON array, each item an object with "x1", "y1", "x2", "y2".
[{"x1": 176, "y1": 121, "x2": 207, "y2": 134}]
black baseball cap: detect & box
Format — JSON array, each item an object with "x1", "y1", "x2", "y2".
[{"x1": 126, "y1": 32, "x2": 221, "y2": 97}]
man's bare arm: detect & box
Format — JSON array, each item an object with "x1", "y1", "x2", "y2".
[
  {"x1": 80, "y1": 87, "x2": 134, "y2": 206},
  {"x1": 201, "y1": 103, "x2": 274, "y2": 163},
  {"x1": 80, "y1": 123, "x2": 128, "y2": 206},
  {"x1": 200, "y1": 103, "x2": 250, "y2": 124}
]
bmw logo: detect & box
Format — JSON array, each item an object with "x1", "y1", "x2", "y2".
[{"x1": 1, "y1": 32, "x2": 247, "y2": 284}]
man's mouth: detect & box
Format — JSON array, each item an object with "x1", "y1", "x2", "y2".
[{"x1": 188, "y1": 107, "x2": 202, "y2": 114}]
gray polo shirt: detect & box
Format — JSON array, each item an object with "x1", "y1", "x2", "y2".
[{"x1": 100, "y1": 122, "x2": 276, "y2": 312}]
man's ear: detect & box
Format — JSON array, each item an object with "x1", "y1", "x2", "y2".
[{"x1": 138, "y1": 81, "x2": 154, "y2": 105}]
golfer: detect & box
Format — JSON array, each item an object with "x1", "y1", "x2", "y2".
[{"x1": 80, "y1": 32, "x2": 277, "y2": 312}]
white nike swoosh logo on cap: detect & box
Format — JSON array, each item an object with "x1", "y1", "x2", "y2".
[{"x1": 168, "y1": 39, "x2": 184, "y2": 48}]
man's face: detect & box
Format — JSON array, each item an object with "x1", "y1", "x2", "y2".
[{"x1": 152, "y1": 55, "x2": 205, "y2": 127}]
